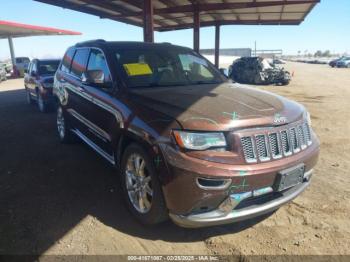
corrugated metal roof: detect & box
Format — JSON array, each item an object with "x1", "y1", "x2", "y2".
[
  {"x1": 34, "y1": 0, "x2": 319, "y2": 31},
  {"x1": 0, "y1": 20, "x2": 81, "y2": 39}
]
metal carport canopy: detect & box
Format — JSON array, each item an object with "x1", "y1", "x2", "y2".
[
  {"x1": 0, "y1": 20, "x2": 81, "y2": 74},
  {"x1": 34, "y1": 0, "x2": 319, "y2": 67}
]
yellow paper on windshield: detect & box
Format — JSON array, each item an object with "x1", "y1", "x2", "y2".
[{"x1": 123, "y1": 63, "x2": 152, "y2": 76}]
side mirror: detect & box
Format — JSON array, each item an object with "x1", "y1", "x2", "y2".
[
  {"x1": 219, "y1": 68, "x2": 228, "y2": 77},
  {"x1": 82, "y1": 70, "x2": 105, "y2": 86}
]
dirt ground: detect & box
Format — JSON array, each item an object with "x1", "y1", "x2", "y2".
[{"x1": 0, "y1": 62, "x2": 349, "y2": 259}]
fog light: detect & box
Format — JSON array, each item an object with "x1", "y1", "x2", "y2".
[{"x1": 196, "y1": 177, "x2": 231, "y2": 190}]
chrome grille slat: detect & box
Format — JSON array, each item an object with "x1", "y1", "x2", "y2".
[
  {"x1": 303, "y1": 123, "x2": 312, "y2": 145},
  {"x1": 289, "y1": 127, "x2": 300, "y2": 152},
  {"x1": 298, "y1": 125, "x2": 307, "y2": 149},
  {"x1": 240, "y1": 122, "x2": 312, "y2": 163},
  {"x1": 255, "y1": 134, "x2": 269, "y2": 161},
  {"x1": 241, "y1": 137, "x2": 257, "y2": 163},
  {"x1": 280, "y1": 130, "x2": 292, "y2": 156},
  {"x1": 269, "y1": 133, "x2": 282, "y2": 159}
]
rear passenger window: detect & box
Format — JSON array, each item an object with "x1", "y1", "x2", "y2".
[
  {"x1": 71, "y1": 49, "x2": 89, "y2": 78},
  {"x1": 61, "y1": 48, "x2": 75, "y2": 73},
  {"x1": 87, "y1": 49, "x2": 112, "y2": 82}
]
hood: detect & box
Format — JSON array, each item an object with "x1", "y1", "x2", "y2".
[{"x1": 129, "y1": 83, "x2": 305, "y2": 131}]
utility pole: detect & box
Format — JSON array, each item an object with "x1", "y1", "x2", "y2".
[{"x1": 254, "y1": 41, "x2": 257, "y2": 57}]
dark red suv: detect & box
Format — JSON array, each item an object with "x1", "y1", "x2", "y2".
[
  {"x1": 25, "y1": 59, "x2": 60, "y2": 112},
  {"x1": 54, "y1": 40, "x2": 319, "y2": 228}
]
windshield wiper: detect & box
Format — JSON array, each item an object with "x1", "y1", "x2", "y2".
[
  {"x1": 191, "y1": 80, "x2": 221, "y2": 85},
  {"x1": 132, "y1": 82, "x2": 189, "y2": 88}
]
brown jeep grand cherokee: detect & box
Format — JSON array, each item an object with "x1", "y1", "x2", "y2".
[{"x1": 54, "y1": 40, "x2": 319, "y2": 228}]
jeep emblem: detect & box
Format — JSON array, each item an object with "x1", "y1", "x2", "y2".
[{"x1": 273, "y1": 113, "x2": 287, "y2": 124}]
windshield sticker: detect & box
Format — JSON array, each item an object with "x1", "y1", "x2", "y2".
[{"x1": 123, "y1": 63, "x2": 152, "y2": 76}]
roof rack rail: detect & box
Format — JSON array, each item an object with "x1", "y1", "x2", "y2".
[{"x1": 75, "y1": 39, "x2": 106, "y2": 47}]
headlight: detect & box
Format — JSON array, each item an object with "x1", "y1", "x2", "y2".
[{"x1": 173, "y1": 131, "x2": 227, "y2": 150}]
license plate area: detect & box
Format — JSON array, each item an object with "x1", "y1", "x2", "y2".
[{"x1": 275, "y1": 164, "x2": 305, "y2": 192}]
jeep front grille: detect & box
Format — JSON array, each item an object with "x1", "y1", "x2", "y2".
[{"x1": 240, "y1": 122, "x2": 312, "y2": 163}]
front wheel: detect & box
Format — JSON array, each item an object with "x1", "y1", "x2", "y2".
[
  {"x1": 26, "y1": 89, "x2": 34, "y2": 105},
  {"x1": 120, "y1": 144, "x2": 168, "y2": 225},
  {"x1": 37, "y1": 91, "x2": 48, "y2": 113}
]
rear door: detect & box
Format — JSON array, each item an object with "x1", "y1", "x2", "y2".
[{"x1": 57, "y1": 48, "x2": 90, "y2": 133}]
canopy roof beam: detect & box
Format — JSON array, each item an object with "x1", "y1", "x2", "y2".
[{"x1": 96, "y1": 0, "x2": 319, "y2": 18}]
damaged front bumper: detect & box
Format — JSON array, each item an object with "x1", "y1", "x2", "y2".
[{"x1": 169, "y1": 171, "x2": 312, "y2": 228}]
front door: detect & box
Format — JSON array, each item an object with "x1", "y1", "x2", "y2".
[{"x1": 79, "y1": 48, "x2": 122, "y2": 161}]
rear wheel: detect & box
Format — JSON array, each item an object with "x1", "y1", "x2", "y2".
[
  {"x1": 120, "y1": 143, "x2": 168, "y2": 225},
  {"x1": 56, "y1": 106, "x2": 76, "y2": 143}
]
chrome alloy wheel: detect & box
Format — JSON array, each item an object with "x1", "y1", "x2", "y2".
[
  {"x1": 125, "y1": 153, "x2": 153, "y2": 214},
  {"x1": 57, "y1": 107, "x2": 65, "y2": 139}
]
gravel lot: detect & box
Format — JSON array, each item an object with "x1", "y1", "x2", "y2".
[{"x1": 0, "y1": 62, "x2": 349, "y2": 259}]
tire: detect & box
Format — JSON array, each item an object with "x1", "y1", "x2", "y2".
[
  {"x1": 281, "y1": 79, "x2": 290, "y2": 86},
  {"x1": 56, "y1": 106, "x2": 77, "y2": 143},
  {"x1": 120, "y1": 143, "x2": 168, "y2": 225},
  {"x1": 37, "y1": 91, "x2": 48, "y2": 113},
  {"x1": 26, "y1": 89, "x2": 34, "y2": 105}
]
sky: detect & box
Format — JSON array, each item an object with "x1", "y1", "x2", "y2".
[{"x1": 0, "y1": 0, "x2": 349, "y2": 60}]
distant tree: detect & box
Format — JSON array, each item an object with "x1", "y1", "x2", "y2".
[
  {"x1": 322, "y1": 50, "x2": 331, "y2": 57},
  {"x1": 314, "y1": 50, "x2": 323, "y2": 57}
]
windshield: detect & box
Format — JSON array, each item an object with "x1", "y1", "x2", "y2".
[
  {"x1": 114, "y1": 47, "x2": 224, "y2": 88},
  {"x1": 38, "y1": 60, "x2": 60, "y2": 75}
]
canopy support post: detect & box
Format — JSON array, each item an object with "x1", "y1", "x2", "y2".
[
  {"x1": 8, "y1": 36, "x2": 16, "y2": 67},
  {"x1": 143, "y1": 0, "x2": 154, "y2": 42},
  {"x1": 193, "y1": 5, "x2": 200, "y2": 52},
  {"x1": 214, "y1": 24, "x2": 220, "y2": 68}
]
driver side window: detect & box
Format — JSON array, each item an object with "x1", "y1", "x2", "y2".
[{"x1": 87, "y1": 49, "x2": 112, "y2": 83}]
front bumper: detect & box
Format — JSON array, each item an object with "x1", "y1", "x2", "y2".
[{"x1": 170, "y1": 175, "x2": 311, "y2": 228}]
